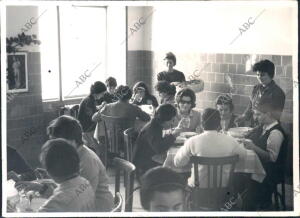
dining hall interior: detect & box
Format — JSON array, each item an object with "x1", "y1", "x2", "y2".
[{"x1": 3, "y1": 1, "x2": 299, "y2": 214}]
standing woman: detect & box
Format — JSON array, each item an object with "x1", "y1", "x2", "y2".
[
  {"x1": 157, "y1": 52, "x2": 185, "y2": 83},
  {"x1": 78, "y1": 81, "x2": 107, "y2": 154},
  {"x1": 235, "y1": 59, "x2": 285, "y2": 126},
  {"x1": 155, "y1": 81, "x2": 177, "y2": 105},
  {"x1": 131, "y1": 81, "x2": 159, "y2": 108}
]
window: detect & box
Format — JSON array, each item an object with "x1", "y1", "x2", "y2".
[{"x1": 40, "y1": 6, "x2": 109, "y2": 101}]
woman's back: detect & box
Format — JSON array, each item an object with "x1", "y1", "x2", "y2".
[{"x1": 101, "y1": 101, "x2": 150, "y2": 121}]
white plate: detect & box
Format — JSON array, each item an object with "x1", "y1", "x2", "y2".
[
  {"x1": 175, "y1": 136, "x2": 186, "y2": 144},
  {"x1": 139, "y1": 105, "x2": 154, "y2": 115},
  {"x1": 180, "y1": 132, "x2": 197, "y2": 138},
  {"x1": 228, "y1": 127, "x2": 253, "y2": 138}
]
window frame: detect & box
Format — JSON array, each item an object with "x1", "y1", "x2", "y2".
[{"x1": 41, "y1": 5, "x2": 108, "y2": 103}]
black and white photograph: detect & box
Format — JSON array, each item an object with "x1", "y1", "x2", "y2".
[
  {"x1": 7, "y1": 53, "x2": 28, "y2": 93},
  {"x1": 1, "y1": 0, "x2": 299, "y2": 217}
]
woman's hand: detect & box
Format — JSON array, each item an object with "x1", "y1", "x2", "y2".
[
  {"x1": 15, "y1": 181, "x2": 44, "y2": 192},
  {"x1": 243, "y1": 139, "x2": 256, "y2": 150},
  {"x1": 34, "y1": 168, "x2": 50, "y2": 179},
  {"x1": 8, "y1": 171, "x2": 22, "y2": 182},
  {"x1": 96, "y1": 101, "x2": 107, "y2": 110},
  {"x1": 7, "y1": 200, "x2": 17, "y2": 212},
  {"x1": 133, "y1": 93, "x2": 143, "y2": 103},
  {"x1": 234, "y1": 115, "x2": 246, "y2": 126},
  {"x1": 171, "y1": 128, "x2": 182, "y2": 137}
]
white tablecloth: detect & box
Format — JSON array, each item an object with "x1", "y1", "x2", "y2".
[{"x1": 163, "y1": 146, "x2": 266, "y2": 183}]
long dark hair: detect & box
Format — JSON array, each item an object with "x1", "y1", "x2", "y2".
[{"x1": 133, "y1": 81, "x2": 150, "y2": 97}]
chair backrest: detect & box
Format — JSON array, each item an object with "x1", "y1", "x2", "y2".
[
  {"x1": 101, "y1": 114, "x2": 133, "y2": 156},
  {"x1": 58, "y1": 104, "x2": 79, "y2": 119},
  {"x1": 70, "y1": 104, "x2": 79, "y2": 119},
  {"x1": 190, "y1": 155, "x2": 239, "y2": 210},
  {"x1": 111, "y1": 192, "x2": 123, "y2": 212},
  {"x1": 123, "y1": 128, "x2": 137, "y2": 162},
  {"x1": 113, "y1": 157, "x2": 136, "y2": 212}
]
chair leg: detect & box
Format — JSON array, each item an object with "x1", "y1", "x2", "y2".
[
  {"x1": 281, "y1": 183, "x2": 286, "y2": 210},
  {"x1": 274, "y1": 189, "x2": 280, "y2": 210},
  {"x1": 124, "y1": 172, "x2": 127, "y2": 188}
]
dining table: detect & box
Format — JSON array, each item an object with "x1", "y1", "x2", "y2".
[
  {"x1": 7, "y1": 179, "x2": 48, "y2": 212},
  {"x1": 161, "y1": 135, "x2": 267, "y2": 183}
]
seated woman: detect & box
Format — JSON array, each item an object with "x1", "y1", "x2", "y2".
[
  {"x1": 93, "y1": 85, "x2": 150, "y2": 123},
  {"x1": 130, "y1": 81, "x2": 159, "y2": 108},
  {"x1": 155, "y1": 81, "x2": 176, "y2": 105},
  {"x1": 77, "y1": 81, "x2": 107, "y2": 155},
  {"x1": 19, "y1": 115, "x2": 114, "y2": 211},
  {"x1": 242, "y1": 101, "x2": 287, "y2": 211},
  {"x1": 140, "y1": 166, "x2": 188, "y2": 212},
  {"x1": 133, "y1": 104, "x2": 180, "y2": 175},
  {"x1": 215, "y1": 94, "x2": 240, "y2": 132},
  {"x1": 38, "y1": 139, "x2": 95, "y2": 212},
  {"x1": 92, "y1": 85, "x2": 151, "y2": 155},
  {"x1": 98, "y1": 77, "x2": 118, "y2": 105},
  {"x1": 174, "y1": 108, "x2": 246, "y2": 188},
  {"x1": 173, "y1": 88, "x2": 202, "y2": 133}
]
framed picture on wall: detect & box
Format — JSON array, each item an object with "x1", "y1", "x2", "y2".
[{"x1": 7, "y1": 52, "x2": 28, "y2": 93}]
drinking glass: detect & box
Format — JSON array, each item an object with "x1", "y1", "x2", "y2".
[
  {"x1": 180, "y1": 117, "x2": 191, "y2": 129},
  {"x1": 16, "y1": 190, "x2": 30, "y2": 212}
]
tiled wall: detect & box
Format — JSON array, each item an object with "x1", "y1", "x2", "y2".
[
  {"x1": 187, "y1": 53, "x2": 293, "y2": 124},
  {"x1": 152, "y1": 52, "x2": 293, "y2": 124},
  {"x1": 7, "y1": 52, "x2": 47, "y2": 167}
]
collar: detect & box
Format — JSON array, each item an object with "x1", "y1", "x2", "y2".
[
  {"x1": 177, "y1": 108, "x2": 193, "y2": 117},
  {"x1": 263, "y1": 120, "x2": 279, "y2": 131},
  {"x1": 260, "y1": 80, "x2": 275, "y2": 89},
  {"x1": 57, "y1": 174, "x2": 80, "y2": 189},
  {"x1": 203, "y1": 130, "x2": 218, "y2": 133},
  {"x1": 162, "y1": 95, "x2": 174, "y2": 104},
  {"x1": 151, "y1": 117, "x2": 162, "y2": 126}
]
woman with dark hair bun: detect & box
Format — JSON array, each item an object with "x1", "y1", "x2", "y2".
[
  {"x1": 131, "y1": 81, "x2": 158, "y2": 108},
  {"x1": 78, "y1": 81, "x2": 107, "y2": 153},
  {"x1": 235, "y1": 59, "x2": 285, "y2": 126},
  {"x1": 155, "y1": 81, "x2": 176, "y2": 105},
  {"x1": 157, "y1": 52, "x2": 185, "y2": 83}
]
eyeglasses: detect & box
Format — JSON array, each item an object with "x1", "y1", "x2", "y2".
[{"x1": 179, "y1": 100, "x2": 192, "y2": 105}]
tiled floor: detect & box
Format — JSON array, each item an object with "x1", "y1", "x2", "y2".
[{"x1": 106, "y1": 167, "x2": 294, "y2": 212}]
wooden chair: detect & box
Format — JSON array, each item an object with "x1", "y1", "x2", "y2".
[
  {"x1": 70, "y1": 104, "x2": 79, "y2": 118},
  {"x1": 272, "y1": 123, "x2": 292, "y2": 211},
  {"x1": 111, "y1": 192, "x2": 123, "y2": 212},
  {"x1": 101, "y1": 115, "x2": 134, "y2": 166},
  {"x1": 113, "y1": 157, "x2": 136, "y2": 212},
  {"x1": 273, "y1": 180, "x2": 286, "y2": 210},
  {"x1": 58, "y1": 104, "x2": 79, "y2": 118},
  {"x1": 123, "y1": 128, "x2": 137, "y2": 162},
  {"x1": 190, "y1": 155, "x2": 239, "y2": 211}
]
